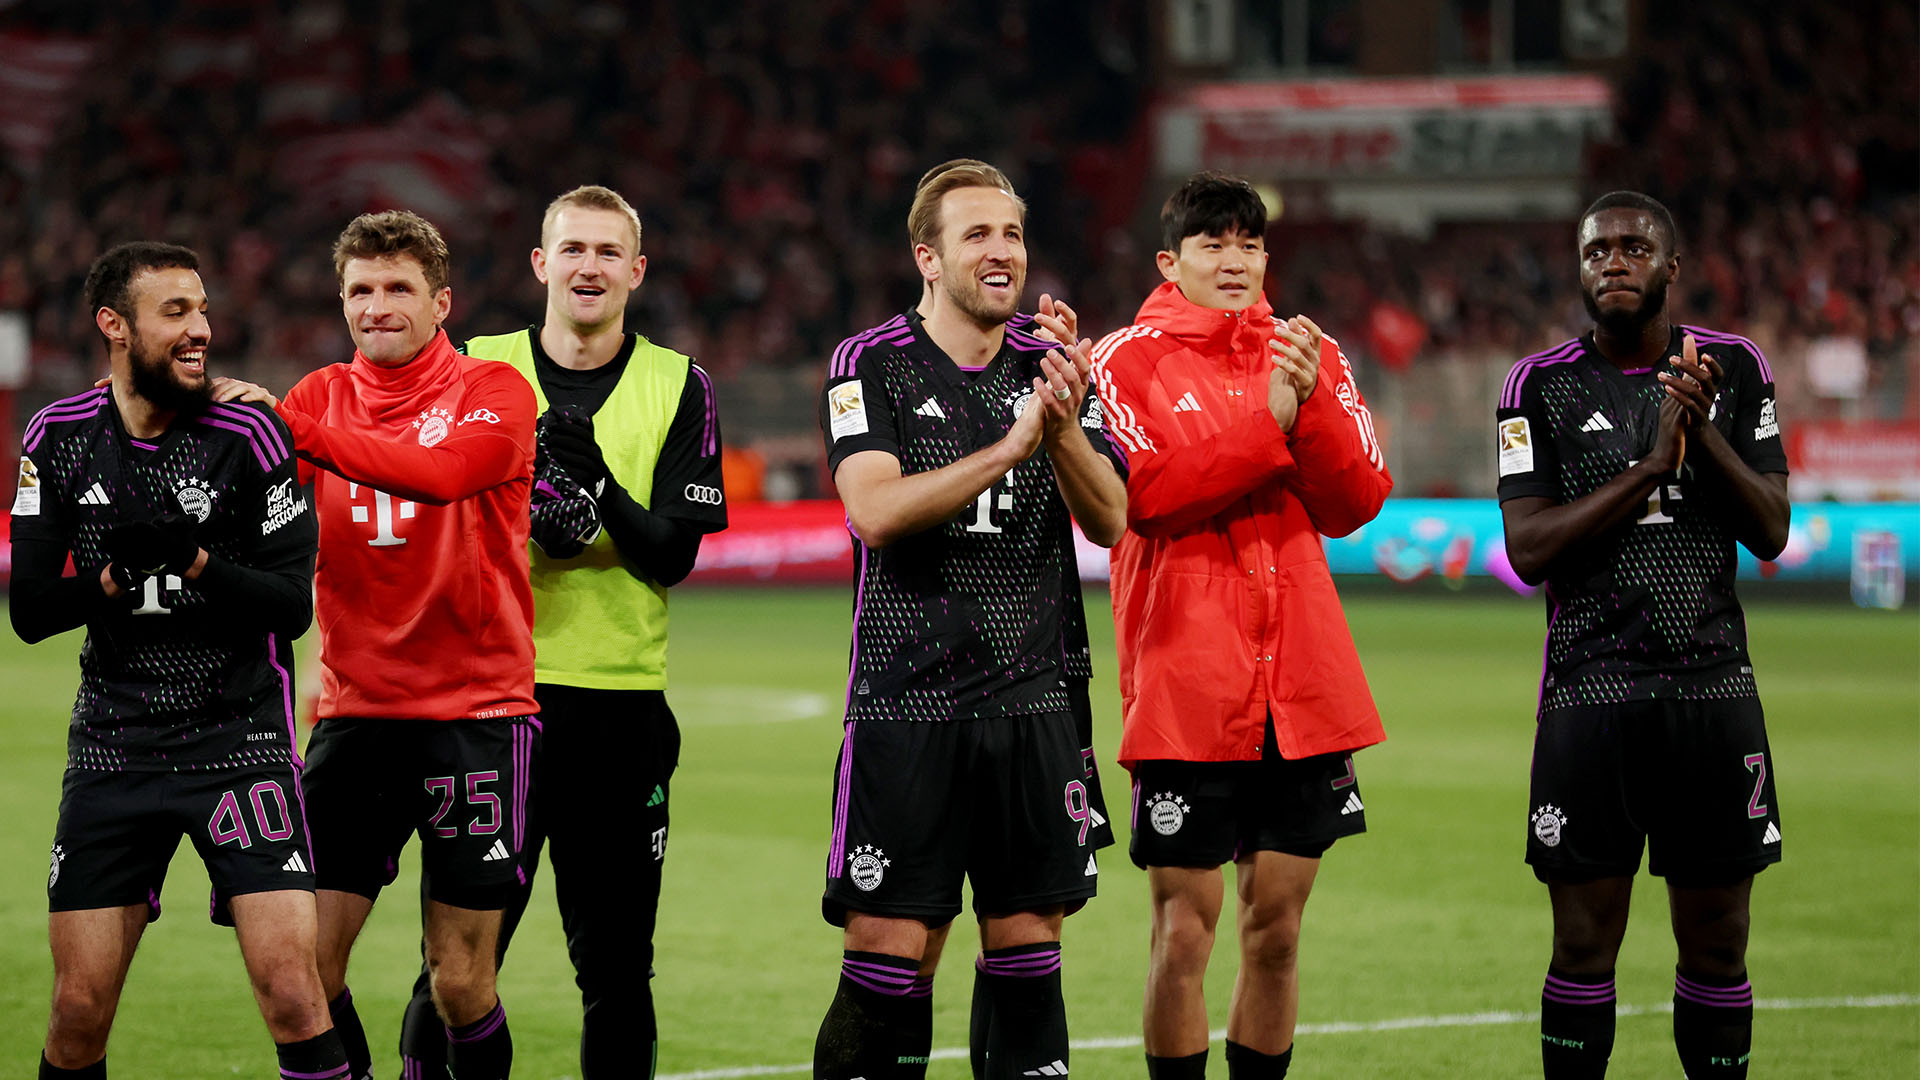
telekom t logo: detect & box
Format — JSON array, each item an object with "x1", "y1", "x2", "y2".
[{"x1": 348, "y1": 482, "x2": 414, "y2": 546}]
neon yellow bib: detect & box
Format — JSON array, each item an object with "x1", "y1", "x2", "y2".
[{"x1": 467, "y1": 329, "x2": 687, "y2": 689}]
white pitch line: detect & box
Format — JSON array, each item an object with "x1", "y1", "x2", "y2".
[{"x1": 657, "y1": 993, "x2": 1919, "y2": 1080}]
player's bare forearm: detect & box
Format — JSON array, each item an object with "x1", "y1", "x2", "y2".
[
  {"x1": 835, "y1": 436, "x2": 1033, "y2": 549},
  {"x1": 1684, "y1": 423, "x2": 1790, "y2": 559},
  {"x1": 1046, "y1": 432, "x2": 1125, "y2": 546},
  {"x1": 1501, "y1": 461, "x2": 1674, "y2": 586}
]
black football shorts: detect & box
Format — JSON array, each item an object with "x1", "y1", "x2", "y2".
[
  {"x1": 303, "y1": 715, "x2": 537, "y2": 910},
  {"x1": 1526, "y1": 697, "x2": 1782, "y2": 884},
  {"x1": 1128, "y1": 722, "x2": 1366, "y2": 870},
  {"x1": 49, "y1": 762, "x2": 315, "y2": 925},
  {"x1": 823, "y1": 711, "x2": 1100, "y2": 927},
  {"x1": 1068, "y1": 678, "x2": 1116, "y2": 853}
]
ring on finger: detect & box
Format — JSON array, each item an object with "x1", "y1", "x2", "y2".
[{"x1": 1053, "y1": 387, "x2": 1071, "y2": 400}]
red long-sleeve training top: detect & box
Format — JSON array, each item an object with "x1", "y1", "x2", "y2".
[{"x1": 279, "y1": 330, "x2": 538, "y2": 722}]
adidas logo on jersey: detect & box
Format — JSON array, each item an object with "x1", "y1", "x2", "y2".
[
  {"x1": 1084, "y1": 854, "x2": 1098, "y2": 877},
  {"x1": 77, "y1": 482, "x2": 111, "y2": 506},
  {"x1": 1762, "y1": 821, "x2": 1781, "y2": 845},
  {"x1": 1023, "y1": 1060, "x2": 1068, "y2": 1077},
  {"x1": 282, "y1": 851, "x2": 309, "y2": 873},
  {"x1": 1171, "y1": 392, "x2": 1203, "y2": 413},
  {"x1": 481, "y1": 839, "x2": 511, "y2": 862},
  {"x1": 914, "y1": 397, "x2": 947, "y2": 420},
  {"x1": 646, "y1": 785, "x2": 666, "y2": 808},
  {"x1": 1339, "y1": 791, "x2": 1365, "y2": 815},
  {"x1": 1579, "y1": 412, "x2": 1615, "y2": 433}
]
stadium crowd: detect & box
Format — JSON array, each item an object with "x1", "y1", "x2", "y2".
[{"x1": 2, "y1": 0, "x2": 1914, "y2": 429}]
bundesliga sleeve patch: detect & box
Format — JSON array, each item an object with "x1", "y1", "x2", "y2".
[
  {"x1": 1497, "y1": 417, "x2": 1534, "y2": 477},
  {"x1": 11, "y1": 455, "x2": 39, "y2": 516},
  {"x1": 828, "y1": 379, "x2": 869, "y2": 440}
]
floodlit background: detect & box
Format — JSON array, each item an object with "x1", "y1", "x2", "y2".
[{"x1": 0, "y1": 1, "x2": 1914, "y2": 1076}]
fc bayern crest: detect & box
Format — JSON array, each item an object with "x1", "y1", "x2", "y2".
[
  {"x1": 1532, "y1": 804, "x2": 1568, "y2": 848},
  {"x1": 414, "y1": 406, "x2": 455, "y2": 447},
  {"x1": 1005, "y1": 388, "x2": 1035, "y2": 420},
  {"x1": 847, "y1": 844, "x2": 889, "y2": 892},
  {"x1": 174, "y1": 477, "x2": 214, "y2": 522},
  {"x1": 1147, "y1": 793, "x2": 1190, "y2": 836}
]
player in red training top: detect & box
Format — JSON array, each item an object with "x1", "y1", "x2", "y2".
[{"x1": 227, "y1": 211, "x2": 538, "y2": 1080}]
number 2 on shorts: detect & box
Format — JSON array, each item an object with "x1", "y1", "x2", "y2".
[{"x1": 1743, "y1": 752, "x2": 1769, "y2": 819}]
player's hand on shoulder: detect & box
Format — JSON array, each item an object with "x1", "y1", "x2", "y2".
[{"x1": 209, "y1": 376, "x2": 281, "y2": 409}]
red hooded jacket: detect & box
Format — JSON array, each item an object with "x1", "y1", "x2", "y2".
[{"x1": 1093, "y1": 282, "x2": 1391, "y2": 765}]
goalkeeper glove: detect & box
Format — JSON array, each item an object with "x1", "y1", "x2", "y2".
[{"x1": 541, "y1": 405, "x2": 610, "y2": 490}]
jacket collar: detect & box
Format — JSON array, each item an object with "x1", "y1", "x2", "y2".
[{"x1": 1134, "y1": 281, "x2": 1275, "y2": 347}]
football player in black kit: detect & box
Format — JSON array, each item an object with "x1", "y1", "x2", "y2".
[
  {"x1": 12, "y1": 243, "x2": 345, "y2": 1080},
  {"x1": 812, "y1": 160, "x2": 1128, "y2": 1079},
  {"x1": 1497, "y1": 193, "x2": 1790, "y2": 1080}
]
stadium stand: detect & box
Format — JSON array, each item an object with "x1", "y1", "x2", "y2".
[{"x1": 0, "y1": 0, "x2": 1912, "y2": 497}]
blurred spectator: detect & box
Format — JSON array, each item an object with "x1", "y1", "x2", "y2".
[{"x1": 1, "y1": 0, "x2": 1913, "y2": 498}]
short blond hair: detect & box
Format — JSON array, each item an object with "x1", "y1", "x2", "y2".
[
  {"x1": 907, "y1": 159, "x2": 1026, "y2": 253},
  {"x1": 334, "y1": 210, "x2": 450, "y2": 292},
  {"x1": 541, "y1": 185, "x2": 643, "y2": 255}
]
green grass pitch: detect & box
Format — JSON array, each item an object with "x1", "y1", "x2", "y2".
[{"x1": 0, "y1": 588, "x2": 1913, "y2": 1078}]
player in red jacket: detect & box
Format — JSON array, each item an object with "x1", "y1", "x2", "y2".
[
  {"x1": 1092, "y1": 174, "x2": 1391, "y2": 1080},
  {"x1": 221, "y1": 211, "x2": 537, "y2": 1080}
]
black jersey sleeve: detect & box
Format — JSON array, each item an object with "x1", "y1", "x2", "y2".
[
  {"x1": 644, "y1": 364, "x2": 728, "y2": 531},
  {"x1": 1720, "y1": 340, "x2": 1789, "y2": 475},
  {"x1": 821, "y1": 346, "x2": 902, "y2": 474},
  {"x1": 9, "y1": 434, "x2": 122, "y2": 642},
  {"x1": 192, "y1": 407, "x2": 316, "y2": 637},
  {"x1": 1495, "y1": 364, "x2": 1561, "y2": 502},
  {"x1": 594, "y1": 365, "x2": 723, "y2": 587},
  {"x1": 1078, "y1": 385, "x2": 1130, "y2": 479}
]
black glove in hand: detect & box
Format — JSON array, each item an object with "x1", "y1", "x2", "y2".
[
  {"x1": 542, "y1": 410, "x2": 610, "y2": 490},
  {"x1": 105, "y1": 515, "x2": 200, "y2": 578},
  {"x1": 106, "y1": 560, "x2": 151, "y2": 597}
]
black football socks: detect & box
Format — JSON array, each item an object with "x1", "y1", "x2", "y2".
[
  {"x1": 1541, "y1": 968, "x2": 1616, "y2": 1079},
  {"x1": 815, "y1": 951, "x2": 922, "y2": 1079},
  {"x1": 1225, "y1": 1039, "x2": 1292, "y2": 1079},
  {"x1": 276, "y1": 1031, "x2": 350, "y2": 1080},
  {"x1": 977, "y1": 943, "x2": 1068, "y2": 1080},
  {"x1": 1145, "y1": 1049, "x2": 1208, "y2": 1080},
  {"x1": 327, "y1": 989, "x2": 373, "y2": 1080},
  {"x1": 38, "y1": 1054, "x2": 105, "y2": 1079},
  {"x1": 1673, "y1": 970, "x2": 1753, "y2": 1078},
  {"x1": 445, "y1": 999, "x2": 512, "y2": 1080}
]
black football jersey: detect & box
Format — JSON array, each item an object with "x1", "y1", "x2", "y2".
[
  {"x1": 820, "y1": 310, "x2": 1128, "y2": 722},
  {"x1": 12, "y1": 389, "x2": 317, "y2": 770},
  {"x1": 1496, "y1": 325, "x2": 1789, "y2": 710}
]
